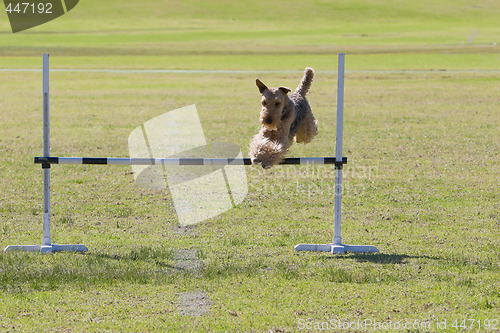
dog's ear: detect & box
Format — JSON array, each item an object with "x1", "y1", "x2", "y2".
[
  {"x1": 279, "y1": 86, "x2": 291, "y2": 94},
  {"x1": 256, "y1": 79, "x2": 268, "y2": 94}
]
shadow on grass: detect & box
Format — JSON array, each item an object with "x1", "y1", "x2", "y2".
[
  {"x1": 90, "y1": 246, "x2": 174, "y2": 267},
  {"x1": 0, "y1": 246, "x2": 180, "y2": 293},
  {"x1": 1, "y1": 246, "x2": 449, "y2": 293},
  {"x1": 328, "y1": 253, "x2": 440, "y2": 264}
]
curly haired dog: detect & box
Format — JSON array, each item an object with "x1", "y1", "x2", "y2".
[{"x1": 249, "y1": 68, "x2": 318, "y2": 169}]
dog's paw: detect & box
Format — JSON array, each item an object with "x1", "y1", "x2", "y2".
[
  {"x1": 261, "y1": 162, "x2": 272, "y2": 169},
  {"x1": 251, "y1": 157, "x2": 261, "y2": 165}
]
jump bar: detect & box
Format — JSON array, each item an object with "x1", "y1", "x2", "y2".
[{"x1": 35, "y1": 156, "x2": 348, "y2": 166}]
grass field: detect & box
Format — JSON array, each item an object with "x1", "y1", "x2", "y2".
[{"x1": 0, "y1": 0, "x2": 499, "y2": 332}]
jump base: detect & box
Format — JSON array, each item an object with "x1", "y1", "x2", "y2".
[
  {"x1": 4, "y1": 244, "x2": 88, "y2": 254},
  {"x1": 294, "y1": 243, "x2": 379, "y2": 254}
]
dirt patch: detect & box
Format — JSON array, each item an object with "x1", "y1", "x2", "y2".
[
  {"x1": 177, "y1": 291, "x2": 212, "y2": 316},
  {"x1": 172, "y1": 248, "x2": 202, "y2": 272},
  {"x1": 172, "y1": 225, "x2": 198, "y2": 236}
]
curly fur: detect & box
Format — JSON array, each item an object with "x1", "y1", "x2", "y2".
[
  {"x1": 249, "y1": 134, "x2": 290, "y2": 169},
  {"x1": 249, "y1": 68, "x2": 318, "y2": 169}
]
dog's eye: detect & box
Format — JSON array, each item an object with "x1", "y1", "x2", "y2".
[
  {"x1": 262, "y1": 100, "x2": 267, "y2": 106},
  {"x1": 275, "y1": 101, "x2": 280, "y2": 106}
]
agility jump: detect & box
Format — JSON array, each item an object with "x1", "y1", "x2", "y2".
[{"x1": 4, "y1": 53, "x2": 378, "y2": 255}]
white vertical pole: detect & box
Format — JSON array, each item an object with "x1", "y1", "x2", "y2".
[
  {"x1": 333, "y1": 53, "x2": 345, "y2": 246},
  {"x1": 42, "y1": 54, "x2": 51, "y2": 246},
  {"x1": 295, "y1": 53, "x2": 378, "y2": 254}
]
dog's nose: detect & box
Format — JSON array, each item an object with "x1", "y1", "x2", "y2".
[{"x1": 265, "y1": 117, "x2": 272, "y2": 125}]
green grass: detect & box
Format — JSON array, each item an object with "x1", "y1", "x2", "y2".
[
  {"x1": 0, "y1": 0, "x2": 499, "y2": 70},
  {"x1": 0, "y1": 0, "x2": 499, "y2": 331}
]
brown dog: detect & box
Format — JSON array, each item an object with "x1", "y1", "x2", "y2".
[{"x1": 249, "y1": 68, "x2": 318, "y2": 169}]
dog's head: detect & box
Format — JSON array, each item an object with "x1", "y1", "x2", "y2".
[{"x1": 256, "y1": 79, "x2": 291, "y2": 130}]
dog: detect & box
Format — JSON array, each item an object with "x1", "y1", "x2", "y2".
[{"x1": 249, "y1": 68, "x2": 317, "y2": 169}]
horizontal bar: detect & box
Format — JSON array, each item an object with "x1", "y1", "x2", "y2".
[{"x1": 35, "y1": 156, "x2": 347, "y2": 166}]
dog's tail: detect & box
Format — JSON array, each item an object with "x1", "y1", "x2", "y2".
[{"x1": 295, "y1": 67, "x2": 314, "y2": 97}]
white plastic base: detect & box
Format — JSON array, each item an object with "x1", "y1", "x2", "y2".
[
  {"x1": 294, "y1": 243, "x2": 379, "y2": 254},
  {"x1": 4, "y1": 244, "x2": 88, "y2": 254}
]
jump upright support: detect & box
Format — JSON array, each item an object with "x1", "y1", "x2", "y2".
[
  {"x1": 4, "y1": 53, "x2": 378, "y2": 255},
  {"x1": 294, "y1": 53, "x2": 379, "y2": 254},
  {"x1": 4, "y1": 54, "x2": 88, "y2": 253}
]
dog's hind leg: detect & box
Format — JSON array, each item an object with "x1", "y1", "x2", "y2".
[{"x1": 294, "y1": 113, "x2": 318, "y2": 144}]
